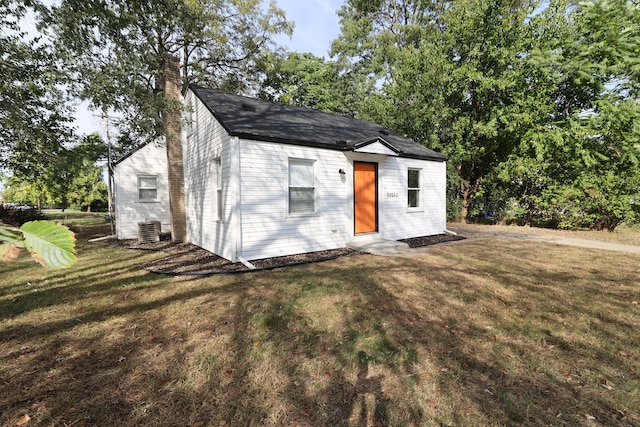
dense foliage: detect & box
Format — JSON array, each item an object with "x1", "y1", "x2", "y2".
[
  {"x1": 0, "y1": 0, "x2": 76, "y2": 171},
  {"x1": 49, "y1": 0, "x2": 292, "y2": 151},
  {"x1": 257, "y1": 51, "x2": 370, "y2": 117},
  {"x1": 3, "y1": 133, "x2": 108, "y2": 211},
  {"x1": 315, "y1": 0, "x2": 639, "y2": 230},
  {"x1": 3, "y1": 0, "x2": 639, "y2": 232},
  {"x1": 3, "y1": 0, "x2": 292, "y2": 213}
]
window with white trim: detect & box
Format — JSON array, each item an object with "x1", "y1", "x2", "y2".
[
  {"x1": 183, "y1": 108, "x2": 193, "y2": 138},
  {"x1": 138, "y1": 175, "x2": 158, "y2": 201},
  {"x1": 215, "y1": 157, "x2": 222, "y2": 220},
  {"x1": 408, "y1": 168, "x2": 421, "y2": 208},
  {"x1": 289, "y1": 158, "x2": 316, "y2": 214}
]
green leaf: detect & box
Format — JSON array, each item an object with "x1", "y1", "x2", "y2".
[
  {"x1": 20, "y1": 221, "x2": 77, "y2": 269},
  {"x1": 0, "y1": 227, "x2": 24, "y2": 245}
]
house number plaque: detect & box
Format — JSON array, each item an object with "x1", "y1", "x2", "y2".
[{"x1": 385, "y1": 192, "x2": 399, "y2": 199}]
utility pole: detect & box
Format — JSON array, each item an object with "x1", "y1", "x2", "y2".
[{"x1": 93, "y1": 112, "x2": 119, "y2": 235}]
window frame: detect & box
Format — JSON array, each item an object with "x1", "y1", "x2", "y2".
[
  {"x1": 288, "y1": 158, "x2": 317, "y2": 216},
  {"x1": 215, "y1": 157, "x2": 222, "y2": 221},
  {"x1": 183, "y1": 108, "x2": 194, "y2": 138},
  {"x1": 137, "y1": 175, "x2": 158, "y2": 202},
  {"x1": 407, "y1": 168, "x2": 422, "y2": 210}
]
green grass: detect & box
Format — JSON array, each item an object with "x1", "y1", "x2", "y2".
[{"x1": 1, "y1": 221, "x2": 639, "y2": 426}]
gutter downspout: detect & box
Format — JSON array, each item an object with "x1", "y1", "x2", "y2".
[
  {"x1": 238, "y1": 255, "x2": 256, "y2": 270},
  {"x1": 444, "y1": 228, "x2": 458, "y2": 236},
  {"x1": 88, "y1": 235, "x2": 116, "y2": 242}
]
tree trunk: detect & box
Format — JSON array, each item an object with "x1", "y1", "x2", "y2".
[
  {"x1": 459, "y1": 173, "x2": 483, "y2": 224},
  {"x1": 460, "y1": 204, "x2": 469, "y2": 224},
  {"x1": 163, "y1": 56, "x2": 187, "y2": 242},
  {"x1": 459, "y1": 183, "x2": 470, "y2": 224}
]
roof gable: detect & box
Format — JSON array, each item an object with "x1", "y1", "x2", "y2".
[
  {"x1": 188, "y1": 84, "x2": 445, "y2": 162},
  {"x1": 113, "y1": 138, "x2": 164, "y2": 166},
  {"x1": 351, "y1": 137, "x2": 400, "y2": 156}
]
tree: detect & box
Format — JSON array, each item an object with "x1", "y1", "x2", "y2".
[
  {"x1": 0, "y1": 0, "x2": 76, "y2": 170},
  {"x1": 66, "y1": 133, "x2": 109, "y2": 212},
  {"x1": 49, "y1": 0, "x2": 293, "y2": 145},
  {"x1": 1, "y1": 176, "x2": 54, "y2": 209},
  {"x1": 257, "y1": 51, "x2": 368, "y2": 116},
  {"x1": 331, "y1": 0, "x2": 640, "y2": 229},
  {"x1": 497, "y1": 0, "x2": 640, "y2": 229},
  {"x1": 332, "y1": 0, "x2": 539, "y2": 222},
  {"x1": 4, "y1": 133, "x2": 108, "y2": 211},
  {"x1": 49, "y1": 0, "x2": 292, "y2": 241}
]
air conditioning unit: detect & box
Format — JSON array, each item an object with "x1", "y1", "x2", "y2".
[{"x1": 138, "y1": 221, "x2": 161, "y2": 243}]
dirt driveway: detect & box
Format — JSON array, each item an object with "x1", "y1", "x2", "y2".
[{"x1": 447, "y1": 223, "x2": 640, "y2": 255}]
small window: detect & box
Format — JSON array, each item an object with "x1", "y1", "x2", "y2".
[
  {"x1": 289, "y1": 159, "x2": 315, "y2": 214},
  {"x1": 408, "y1": 169, "x2": 421, "y2": 208},
  {"x1": 183, "y1": 108, "x2": 193, "y2": 138},
  {"x1": 215, "y1": 157, "x2": 222, "y2": 220},
  {"x1": 138, "y1": 175, "x2": 158, "y2": 201}
]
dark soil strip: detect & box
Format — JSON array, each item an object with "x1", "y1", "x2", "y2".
[
  {"x1": 113, "y1": 233, "x2": 464, "y2": 275},
  {"x1": 113, "y1": 240, "x2": 361, "y2": 275},
  {"x1": 399, "y1": 233, "x2": 466, "y2": 248}
]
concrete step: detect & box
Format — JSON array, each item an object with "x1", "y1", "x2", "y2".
[{"x1": 347, "y1": 239, "x2": 410, "y2": 256}]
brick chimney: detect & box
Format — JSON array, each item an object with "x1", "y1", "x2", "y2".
[{"x1": 163, "y1": 56, "x2": 187, "y2": 242}]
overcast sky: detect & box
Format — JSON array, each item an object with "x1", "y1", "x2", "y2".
[{"x1": 71, "y1": 0, "x2": 344, "y2": 136}]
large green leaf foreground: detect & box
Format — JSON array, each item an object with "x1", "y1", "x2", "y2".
[{"x1": 0, "y1": 221, "x2": 76, "y2": 269}]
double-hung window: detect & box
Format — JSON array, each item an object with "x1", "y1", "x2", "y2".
[
  {"x1": 289, "y1": 159, "x2": 315, "y2": 214},
  {"x1": 138, "y1": 175, "x2": 158, "y2": 201},
  {"x1": 215, "y1": 157, "x2": 222, "y2": 220},
  {"x1": 407, "y1": 169, "x2": 421, "y2": 209},
  {"x1": 183, "y1": 108, "x2": 193, "y2": 138}
]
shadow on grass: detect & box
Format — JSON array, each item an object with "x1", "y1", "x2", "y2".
[
  {"x1": 0, "y1": 241, "x2": 168, "y2": 321},
  {"x1": 1, "y1": 239, "x2": 639, "y2": 426}
]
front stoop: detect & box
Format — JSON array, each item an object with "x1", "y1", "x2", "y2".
[{"x1": 347, "y1": 239, "x2": 410, "y2": 257}]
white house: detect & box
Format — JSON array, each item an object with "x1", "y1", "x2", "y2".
[
  {"x1": 114, "y1": 84, "x2": 447, "y2": 262},
  {"x1": 113, "y1": 141, "x2": 172, "y2": 240}
]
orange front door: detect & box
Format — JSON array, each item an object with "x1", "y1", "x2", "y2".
[{"x1": 354, "y1": 162, "x2": 377, "y2": 234}]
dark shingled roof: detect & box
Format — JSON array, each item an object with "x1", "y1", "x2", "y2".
[{"x1": 189, "y1": 84, "x2": 445, "y2": 162}]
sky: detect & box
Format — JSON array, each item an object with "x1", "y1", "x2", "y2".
[
  {"x1": 274, "y1": 0, "x2": 343, "y2": 58},
  {"x1": 73, "y1": 0, "x2": 345, "y2": 137}
]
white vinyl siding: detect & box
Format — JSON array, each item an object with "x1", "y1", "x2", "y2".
[
  {"x1": 369, "y1": 156, "x2": 445, "y2": 240},
  {"x1": 407, "y1": 168, "x2": 421, "y2": 209},
  {"x1": 113, "y1": 141, "x2": 171, "y2": 239},
  {"x1": 288, "y1": 158, "x2": 316, "y2": 214},
  {"x1": 183, "y1": 90, "x2": 236, "y2": 261},
  {"x1": 239, "y1": 140, "x2": 347, "y2": 260},
  {"x1": 239, "y1": 144, "x2": 445, "y2": 260}
]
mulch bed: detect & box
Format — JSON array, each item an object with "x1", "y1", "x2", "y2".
[
  {"x1": 113, "y1": 240, "x2": 360, "y2": 275},
  {"x1": 399, "y1": 233, "x2": 466, "y2": 248},
  {"x1": 113, "y1": 233, "x2": 465, "y2": 275}
]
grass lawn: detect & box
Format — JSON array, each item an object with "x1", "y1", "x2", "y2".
[
  {"x1": 450, "y1": 222, "x2": 640, "y2": 247},
  {"x1": 1, "y1": 222, "x2": 639, "y2": 426}
]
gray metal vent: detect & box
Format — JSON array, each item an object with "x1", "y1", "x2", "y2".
[{"x1": 138, "y1": 221, "x2": 161, "y2": 243}]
